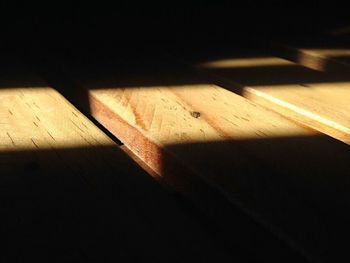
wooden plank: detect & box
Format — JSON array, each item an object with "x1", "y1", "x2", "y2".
[
  {"x1": 53, "y1": 52, "x2": 350, "y2": 262},
  {"x1": 1, "y1": 57, "x2": 308, "y2": 262},
  {"x1": 268, "y1": 40, "x2": 350, "y2": 75},
  {"x1": 0, "y1": 63, "x2": 252, "y2": 262},
  {"x1": 194, "y1": 51, "x2": 350, "y2": 145}
]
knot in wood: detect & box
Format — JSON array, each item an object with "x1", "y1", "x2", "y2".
[{"x1": 190, "y1": 111, "x2": 201, "y2": 118}]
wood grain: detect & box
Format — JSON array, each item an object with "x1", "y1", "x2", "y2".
[
  {"x1": 56, "y1": 54, "x2": 350, "y2": 262},
  {"x1": 0, "y1": 74, "x2": 245, "y2": 262},
  {"x1": 196, "y1": 53, "x2": 350, "y2": 145}
]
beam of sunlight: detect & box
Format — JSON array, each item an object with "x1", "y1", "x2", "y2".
[
  {"x1": 0, "y1": 88, "x2": 114, "y2": 152},
  {"x1": 242, "y1": 82, "x2": 350, "y2": 142},
  {"x1": 87, "y1": 84, "x2": 313, "y2": 147},
  {"x1": 197, "y1": 57, "x2": 292, "y2": 69}
]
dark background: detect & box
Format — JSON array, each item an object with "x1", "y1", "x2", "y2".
[{"x1": 1, "y1": 1, "x2": 349, "y2": 54}]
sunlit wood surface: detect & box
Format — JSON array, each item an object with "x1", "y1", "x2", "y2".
[
  {"x1": 196, "y1": 53, "x2": 350, "y2": 145},
  {"x1": 2, "y1": 38, "x2": 350, "y2": 262},
  {"x1": 0, "y1": 64, "x2": 254, "y2": 262},
  {"x1": 52, "y1": 52, "x2": 350, "y2": 262}
]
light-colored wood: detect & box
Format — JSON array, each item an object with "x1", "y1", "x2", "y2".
[
  {"x1": 197, "y1": 54, "x2": 350, "y2": 145},
  {"x1": 243, "y1": 82, "x2": 350, "y2": 144},
  {"x1": 60, "y1": 57, "x2": 350, "y2": 262},
  {"x1": 0, "y1": 77, "x2": 239, "y2": 262},
  {"x1": 0, "y1": 87, "x2": 113, "y2": 152}
]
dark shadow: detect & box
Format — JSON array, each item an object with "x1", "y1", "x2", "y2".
[
  {"x1": 161, "y1": 134, "x2": 350, "y2": 263},
  {"x1": 199, "y1": 64, "x2": 349, "y2": 86},
  {"x1": 0, "y1": 144, "x2": 306, "y2": 262},
  {"x1": 1, "y1": 145, "x2": 235, "y2": 262},
  {"x1": 0, "y1": 56, "x2": 47, "y2": 88},
  {"x1": 329, "y1": 55, "x2": 350, "y2": 65}
]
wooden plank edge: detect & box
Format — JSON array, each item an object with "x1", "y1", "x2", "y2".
[
  {"x1": 87, "y1": 91, "x2": 313, "y2": 262},
  {"x1": 265, "y1": 41, "x2": 350, "y2": 75},
  {"x1": 175, "y1": 52, "x2": 350, "y2": 146}
]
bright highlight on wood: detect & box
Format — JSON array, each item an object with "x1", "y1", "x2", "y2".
[
  {"x1": 0, "y1": 88, "x2": 114, "y2": 151},
  {"x1": 195, "y1": 55, "x2": 350, "y2": 144},
  {"x1": 198, "y1": 57, "x2": 292, "y2": 68}
]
